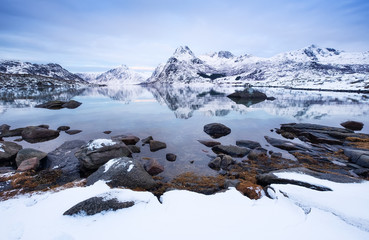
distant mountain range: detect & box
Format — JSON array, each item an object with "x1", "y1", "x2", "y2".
[{"x1": 1, "y1": 44, "x2": 369, "y2": 90}]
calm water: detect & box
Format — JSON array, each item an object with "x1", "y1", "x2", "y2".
[{"x1": 1, "y1": 85, "x2": 369, "y2": 179}]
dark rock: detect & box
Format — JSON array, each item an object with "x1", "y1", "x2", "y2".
[
  {"x1": 14, "y1": 138, "x2": 23, "y2": 142},
  {"x1": 15, "y1": 148, "x2": 47, "y2": 167},
  {"x1": 344, "y1": 148, "x2": 369, "y2": 168},
  {"x1": 17, "y1": 157, "x2": 39, "y2": 171},
  {"x1": 0, "y1": 124, "x2": 24, "y2": 138},
  {"x1": 271, "y1": 152, "x2": 283, "y2": 158},
  {"x1": 166, "y1": 153, "x2": 177, "y2": 162},
  {"x1": 21, "y1": 126, "x2": 59, "y2": 143},
  {"x1": 212, "y1": 145, "x2": 250, "y2": 157},
  {"x1": 247, "y1": 148, "x2": 268, "y2": 160},
  {"x1": 224, "y1": 179, "x2": 240, "y2": 188},
  {"x1": 47, "y1": 140, "x2": 86, "y2": 184},
  {"x1": 127, "y1": 145, "x2": 140, "y2": 153},
  {"x1": 65, "y1": 130, "x2": 82, "y2": 135},
  {"x1": 264, "y1": 136, "x2": 308, "y2": 151},
  {"x1": 62, "y1": 100, "x2": 82, "y2": 109},
  {"x1": 57, "y1": 126, "x2": 70, "y2": 131},
  {"x1": 190, "y1": 160, "x2": 194, "y2": 164},
  {"x1": 141, "y1": 136, "x2": 153, "y2": 145},
  {"x1": 236, "y1": 140, "x2": 261, "y2": 149},
  {"x1": 103, "y1": 131, "x2": 112, "y2": 134},
  {"x1": 75, "y1": 139, "x2": 132, "y2": 172},
  {"x1": 144, "y1": 159, "x2": 164, "y2": 176},
  {"x1": 208, "y1": 154, "x2": 235, "y2": 170},
  {"x1": 256, "y1": 167, "x2": 360, "y2": 191},
  {"x1": 198, "y1": 140, "x2": 221, "y2": 147},
  {"x1": 0, "y1": 141, "x2": 22, "y2": 166},
  {"x1": 37, "y1": 124, "x2": 49, "y2": 129},
  {"x1": 86, "y1": 157, "x2": 157, "y2": 190},
  {"x1": 227, "y1": 88, "x2": 267, "y2": 100},
  {"x1": 281, "y1": 131, "x2": 295, "y2": 140},
  {"x1": 203, "y1": 123, "x2": 231, "y2": 139},
  {"x1": 149, "y1": 140, "x2": 167, "y2": 152},
  {"x1": 340, "y1": 121, "x2": 364, "y2": 131},
  {"x1": 63, "y1": 196, "x2": 134, "y2": 216},
  {"x1": 353, "y1": 168, "x2": 369, "y2": 178},
  {"x1": 0, "y1": 167, "x2": 15, "y2": 174},
  {"x1": 120, "y1": 136, "x2": 140, "y2": 145},
  {"x1": 208, "y1": 157, "x2": 221, "y2": 170}
]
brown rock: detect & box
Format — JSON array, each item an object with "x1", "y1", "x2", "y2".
[
  {"x1": 198, "y1": 140, "x2": 221, "y2": 147},
  {"x1": 17, "y1": 157, "x2": 39, "y2": 171},
  {"x1": 65, "y1": 130, "x2": 82, "y2": 135},
  {"x1": 236, "y1": 181, "x2": 263, "y2": 200},
  {"x1": 341, "y1": 121, "x2": 364, "y2": 131},
  {"x1": 144, "y1": 159, "x2": 164, "y2": 176},
  {"x1": 166, "y1": 153, "x2": 177, "y2": 162},
  {"x1": 21, "y1": 126, "x2": 59, "y2": 143},
  {"x1": 149, "y1": 140, "x2": 167, "y2": 152},
  {"x1": 15, "y1": 148, "x2": 47, "y2": 167}
]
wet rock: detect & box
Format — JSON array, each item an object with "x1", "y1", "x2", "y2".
[
  {"x1": 127, "y1": 145, "x2": 141, "y2": 153},
  {"x1": 281, "y1": 131, "x2": 295, "y2": 140},
  {"x1": 247, "y1": 148, "x2": 268, "y2": 160},
  {"x1": 21, "y1": 126, "x2": 60, "y2": 143},
  {"x1": 236, "y1": 140, "x2": 261, "y2": 149},
  {"x1": 65, "y1": 130, "x2": 82, "y2": 135},
  {"x1": 227, "y1": 88, "x2": 267, "y2": 100},
  {"x1": 166, "y1": 153, "x2": 177, "y2": 162},
  {"x1": 62, "y1": 100, "x2": 82, "y2": 109},
  {"x1": 37, "y1": 124, "x2": 49, "y2": 129},
  {"x1": 340, "y1": 121, "x2": 364, "y2": 131},
  {"x1": 208, "y1": 157, "x2": 221, "y2": 170},
  {"x1": 86, "y1": 157, "x2": 157, "y2": 190},
  {"x1": 141, "y1": 136, "x2": 153, "y2": 145},
  {"x1": 120, "y1": 136, "x2": 140, "y2": 145},
  {"x1": 208, "y1": 154, "x2": 235, "y2": 170},
  {"x1": 264, "y1": 136, "x2": 308, "y2": 151},
  {"x1": 63, "y1": 196, "x2": 134, "y2": 216},
  {"x1": 47, "y1": 140, "x2": 86, "y2": 184},
  {"x1": 103, "y1": 131, "x2": 112, "y2": 134},
  {"x1": 198, "y1": 140, "x2": 221, "y2": 147},
  {"x1": 15, "y1": 148, "x2": 47, "y2": 167},
  {"x1": 149, "y1": 140, "x2": 167, "y2": 152},
  {"x1": 0, "y1": 124, "x2": 24, "y2": 138},
  {"x1": 35, "y1": 100, "x2": 82, "y2": 109},
  {"x1": 76, "y1": 139, "x2": 132, "y2": 172},
  {"x1": 271, "y1": 152, "x2": 283, "y2": 158},
  {"x1": 144, "y1": 159, "x2": 164, "y2": 176},
  {"x1": 204, "y1": 123, "x2": 231, "y2": 139},
  {"x1": 17, "y1": 157, "x2": 39, "y2": 171},
  {"x1": 57, "y1": 126, "x2": 70, "y2": 131},
  {"x1": 212, "y1": 145, "x2": 250, "y2": 157},
  {"x1": 344, "y1": 148, "x2": 369, "y2": 168},
  {"x1": 0, "y1": 141, "x2": 22, "y2": 166}
]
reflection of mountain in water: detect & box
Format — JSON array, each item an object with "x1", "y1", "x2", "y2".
[{"x1": 81, "y1": 86, "x2": 145, "y2": 104}]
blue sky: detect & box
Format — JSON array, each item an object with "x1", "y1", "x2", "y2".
[{"x1": 0, "y1": 0, "x2": 368, "y2": 72}]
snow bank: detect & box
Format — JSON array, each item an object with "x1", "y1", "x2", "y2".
[{"x1": 0, "y1": 175, "x2": 368, "y2": 240}]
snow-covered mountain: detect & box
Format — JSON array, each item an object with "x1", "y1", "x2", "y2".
[
  {"x1": 77, "y1": 65, "x2": 150, "y2": 86},
  {"x1": 146, "y1": 45, "x2": 369, "y2": 90},
  {"x1": 0, "y1": 60, "x2": 84, "y2": 82}
]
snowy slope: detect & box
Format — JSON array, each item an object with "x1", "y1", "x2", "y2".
[
  {"x1": 78, "y1": 65, "x2": 150, "y2": 86},
  {"x1": 146, "y1": 45, "x2": 369, "y2": 90}
]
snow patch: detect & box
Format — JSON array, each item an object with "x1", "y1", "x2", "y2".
[
  {"x1": 0, "y1": 143, "x2": 4, "y2": 152},
  {"x1": 103, "y1": 158, "x2": 120, "y2": 173},
  {"x1": 127, "y1": 164, "x2": 134, "y2": 172},
  {"x1": 87, "y1": 139, "x2": 115, "y2": 151}
]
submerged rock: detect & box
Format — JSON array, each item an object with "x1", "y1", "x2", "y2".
[
  {"x1": 141, "y1": 136, "x2": 153, "y2": 145},
  {"x1": 236, "y1": 140, "x2": 261, "y2": 149},
  {"x1": 57, "y1": 126, "x2": 70, "y2": 131},
  {"x1": 203, "y1": 123, "x2": 231, "y2": 139},
  {"x1": 340, "y1": 121, "x2": 364, "y2": 131},
  {"x1": 166, "y1": 153, "x2": 177, "y2": 162},
  {"x1": 227, "y1": 88, "x2": 267, "y2": 100},
  {"x1": 65, "y1": 129, "x2": 82, "y2": 135}
]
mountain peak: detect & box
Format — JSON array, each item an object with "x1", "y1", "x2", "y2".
[
  {"x1": 211, "y1": 51, "x2": 235, "y2": 59},
  {"x1": 174, "y1": 46, "x2": 195, "y2": 57}
]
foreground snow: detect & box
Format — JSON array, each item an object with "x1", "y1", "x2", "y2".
[{"x1": 0, "y1": 173, "x2": 368, "y2": 240}]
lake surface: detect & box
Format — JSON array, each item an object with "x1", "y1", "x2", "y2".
[{"x1": 1, "y1": 85, "x2": 369, "y2": 180}]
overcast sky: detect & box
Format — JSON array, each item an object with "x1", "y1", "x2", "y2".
[{"x1": 1, "y1": 0, "x2": 368, "y2": 72}]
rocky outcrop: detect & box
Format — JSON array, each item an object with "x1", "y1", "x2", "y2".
[
  {"x1": 211, "y1": 145, "x2": 250, "y2": 157},
  {"x1": 35, "y1": 100, "x2": 82, "y2": 109},
  {"x1": 344, "y1": 148, "x2": 369, "y2": 168},
  {"x1": 203, "y1": 123, "x2": 231, "y2": 139},
  {"x1": 15, "y1": 148, "x2": 47, "y2": 167},
  {"x1": 86, "y1": 157, "x2": 157, "y2": 190}
]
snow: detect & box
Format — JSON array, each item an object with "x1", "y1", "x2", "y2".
[
  {"x1": 103, "y1": 158, "x2": 134, "y2": 173},
  {"x1": 103, "y1": 158, "x2": 120, "y2": 173},
  {"x1": 1, "y1": 173, "x2": 368, "y2": 240},
  {"x1": 87, "y1": 139, "x2": 115, "y2": 151},
  {"x1": 127, "y1": 163, "x2": 134, "y2": 172},
  {"x1": 0, "y1": 143, "x2": 4, "y2": 152}
]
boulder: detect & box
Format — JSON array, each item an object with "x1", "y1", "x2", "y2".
[
  {"x1": 166, "y1": 153, "x2": 177, "y2": 162},
  {"x1": 111, "y1": 135, "x2": 140, "y2": 145},
  {"x1": 141, "y1": 136, "x2": 153, "y2": 145},
  {"x1": 86, "y1": 157, "x2": 157, "y2": 190},
  {"x1": 340, "y1": 121, "x2": 364, "y2": 131},
  {"x1": 344, "y1": 148, "x2": 369, "y2": 168},
  {"x1": 63, "y1": 196, "x2": 134, "y2": 216},
  {"x1": 17, "y1": 157, "x2": 39, "y2": 171},
  {"x1": 264, "y1": 136, "x2": 308, "y2": 151},
  {"x1": 0, "y1": 124, "x2": 24, "y2": 138},
  {"x1": 47, "y1": 140, "x2": 86, "y2": 184},
  {"x1": 144, "y1": 159, "x2": 164, "y2": 176},
  {"x1": 57, "y1": 126, "x2": 70, "y2": 131},
  {"x1": 236, "y1": 140, "x2": 261, "y2": 149},
  {"x1": 204, "y1": 123, "x2": 231, "y2": 139},
  {"x1": 37, "y1": 124, "x2": 49, "y2": 129},
  {"x1": 0, "y1": 141, "x2": 22, "y2": 166},
  {"x1": 208, "y1": 157, "x2": 221, "y2": 170},
  {"x1": 208, "y1": 154, "x2": 235, "y2": 170},
  {"x1": 21, "y1": 126, "x2": 60, "y2": 143},
  {"x1": 15, "y1": 148, "x2": 47, "y2": 167},
  {"x1": 65, "y1": 130, "x2": 82, "y2": 135},
  {"x1": 212, "y1": 145, "x2": 250, "y2": 157},
  {"x1": 247, "y1": 148, "x2": 268, "y2": 160},
  {"x1": 198, "y1": 140, "x2": 221, "y2": 147},
  {"x1": 149, "y1": 140, "x2": 167, "y2": 152},
  {"x1": 75, "y1": 139, "x2": 132, "y2": 172},
  {"x1": 127, "y1": 145, "x2": 141, "y2": 153},
  {"x1": 227, "y1": 88, "x2": 267, "y2": 100}
]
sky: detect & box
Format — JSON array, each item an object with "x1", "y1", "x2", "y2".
[{"x1": 0, "y1": 0, "x2": 369, "y2": 73}]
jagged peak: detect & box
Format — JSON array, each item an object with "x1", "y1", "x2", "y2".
[{"x1": 173, "y1": 46, "x2": 195, "y2": 57}]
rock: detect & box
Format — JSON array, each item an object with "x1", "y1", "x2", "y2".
[
  {"x1": 227, "y1": 88, "x2": 267, "y2": 100},
  {"x1": 198, "y1": 140, "x2": 221, "y2": 147},
  {"x1": 166, "y1": 153, "x2": 177, "y2": 162},
  {"x1": 208, "y1": 154, "x2": 235, "y2": 170},
  {"x1": 281, "y1": 131, "x2": 295, "y2": 140},
  {"x1": 37, "y1": 124, "x2": 49, "y2": 129},
  {"x1": 63, "y1": 196, "x2": 134, "y2": 216},
  {"x1": 0, "y1": 124, "x2": 24, "y2": 138},
  {"x1": 0, "y1": 167, "x2": 14, "y2": 174},
  {"x1": 203, "y1": 123, "x2": 231, "y2": 139},
  {"x1": 341, "y1": 121, "x2": 364, "y2": 131},
  {"x1": 75, "y1": 139, "x2": 132, "y2": 172},
  {"x1": 224, "y1": 179, "x2": 240, "y2": 188},
  {"x1": 86, "y1": 157, "x2": 157, "y2": 190},
  {"x1": 57, "y1": 126, "x2": 70, "y2": 131},
  {"x1": 236, "y1": 181, "x2": 263, "y2": 200},
  {"x1": 47, "y1": 140, "x2": 86, "y2": 184},
  {"x1": 0, "y1": 141, "x2": 23, "y2": 166},
  {"x1": 264, "y1": 136, "x2": 308, "y2": 151},
  {"x1": 21, "y1": 126, "x2": 59, "y2": 143},
  {"x1": 212, "y1": 145, "x2": 250, "y2": 157},
  {"x1": 208, "y1": 157, "x2": 221, "y2": 170},
  {"x1": 17, "y1": 157, "x2": 39, "y2": 171},
  {"x1": 127, "y1": 145, "x2": 141, "y2": 153},
  {"x1": 116, "y1": 135, "x2": 140, "y2": 145},
  {"x1": 65, "y1": 130, "x2": 82, "y2": 135},
  {"x1": 344, "y1": 148, "x2": 369, "y2": 168},
  {"x1": 62, "y1": 100, "x2": 82, "y2": 109},
  {"x1": 353, "y1": 168, "x2": 369, "y2": 178},
  {"x1": 247, "y1": 148, "x2": 268, "y2": 160},
  {"x1": 256, "y1": 168, "x2": 360, "y2": 191},
  {"x1": 144, "y1": 159, "x2": 164, "y2": 176},
  {"x1": 141, "y1": 136, "x2": 153, "y2": 145},
  {"x1": 236, "y1": 140, "x2": 261, "y2": 149},
  {"x1": 149, "y1": 140, "x2": 167, "y2": 152},
  {"x1": 271, "y1": 152, "x2": 283, "y2": 158},
  {"x1": 15, "y1": 148, "x2": 47, "y2": 167},
  {"x1": 103, "y1": 131, "x2": 112, "y2": 134}
]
